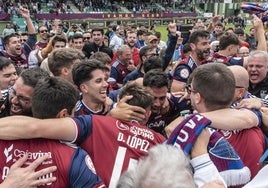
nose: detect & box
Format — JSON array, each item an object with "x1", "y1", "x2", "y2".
[
  {"x1": 10, "y1": 73, "x2": 17, "y2": 81},
  {"x1": 103, "y1": 80, "x2": 108, "y2": 88},
  {"x1": 153, "y1": 98, "x2": 161, "y2": 107},
  {"x1": 10, "y1": 95, "x2": 19, "y2": 105}
]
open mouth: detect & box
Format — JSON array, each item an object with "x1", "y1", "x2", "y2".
[{"x1": 10, "y1": 104, "x2": 22, "y2": 115}]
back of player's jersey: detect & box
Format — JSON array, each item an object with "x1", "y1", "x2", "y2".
[
  {"x1": 0, "y1": 139, "x2": 73, "y2": 187},
  {"x1": 77, "y1": 115, "x2": 166, "y2": 188}
]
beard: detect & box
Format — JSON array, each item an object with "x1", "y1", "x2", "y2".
[{"x1": 196, "y1": 48, "x2": 210, "y2": 61}]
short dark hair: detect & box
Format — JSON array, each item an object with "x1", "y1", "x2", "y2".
[
  {"x1": 72, "y1": 59, "x2": 107, "y2": 88},
  {"x1": 52, "y1": 36, "x2": 67, "y2": 47},
  {"x1": 192, "y1": 63, "x2": 235, "y2": 110},
  {"x1": 0, "y1": 56, "x2": 16, "y2": 71},
  {"x1": 189, "y1": 30, "x2": 210, "y2": 45},
  {"x1": 219, "y1": 32, "x2": 240, "y2": 50},
  {"x1": 20, "y1": 67, "x2": 50, "y2": 88},
  {"x1": 3, "y1": 33, "x2": 19, "y2": 46},
  {"x1": 139, "y1": 46, "x2": 154, "y2": 60},
  {"x1": 143, "y1": 56, "x2": 162, "y2": 73},
  {"x1": 143, "y1": 69, "x2": 170, "y2": 89},
  {"x1": 91, "y1": 28, "x2": 104, "y2": 35},
  {"x1": 72, "y1": 33, "x2": 83, "y2": 41},
  {"x1": 32, "y1": 77, "x2": 80, "y2": 119},
  {"x1": 119, "y1": 83, "x2": 153, "y2": 109}
]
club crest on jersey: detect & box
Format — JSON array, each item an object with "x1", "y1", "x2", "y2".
[
  {"x1": 116, "y1": 120, "x2": 129, "y2": 131},
  {"x1": 85, "y1": 155, "x2": 97, "y2": 174},
  {"x1": 180, "y1": 68, "x2": 189, "y2": 79}
]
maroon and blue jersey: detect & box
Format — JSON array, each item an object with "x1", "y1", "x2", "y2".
[
  {"x1": 110, "y1": 60, "x2": 131, "y2": 85},
  {"x1": 75, "y1": 100, "x2": 108, "y2": 116},
  {"x1": 0, "y1": 139, "x2": 104, "y2": 188},
  {"x1": 146, "y1": 95, "x2": 188, "y2": 136},
  {"x1": 72, "y1": 115, "x2": 166, "y2": 187},
  {"x1": 212, "y1": 52, "x2": 243, "y2": 66}
]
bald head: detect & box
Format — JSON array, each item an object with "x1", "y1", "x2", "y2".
[{"x1": 228, "y1": 65, "x2": 249, "y2": 89}]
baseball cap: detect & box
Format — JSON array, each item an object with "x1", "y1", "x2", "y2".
[{"x1": 148, "y1": 35, "x2": 158, "y2": 43}]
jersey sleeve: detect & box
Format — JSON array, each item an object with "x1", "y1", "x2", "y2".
[
  {"x1": 110, "y1": 66, "x2": 119, "y2": 82},
  {"x1": 173, "y1": 64, "x2": 191, "y2": 83},
  {"x1": 69, "y1": 147, "x2": 105, "y2": 188},
  {"x1": 72, "y1": 115, "x2": 93, "y2": 145}
]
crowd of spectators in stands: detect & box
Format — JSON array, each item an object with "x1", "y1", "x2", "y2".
[{"x1": 0, "y1": 0, "x2": 198, "y2": 15}]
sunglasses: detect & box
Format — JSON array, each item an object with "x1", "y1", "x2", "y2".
[
  {"x1": 83, "y1": 37, "x2": 91, "y2": 40},
  {"x1": 40, "y1": 30, "x2": 48, "y2": 33},
  {"x1": 20, "y1": 39, "x2": 27, "y2": 42}
]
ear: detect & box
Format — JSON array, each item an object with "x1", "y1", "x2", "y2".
[
  {"x1": 61, "y1": 67, "x2": 70, "y2": 76},
  {"x1": 80, "y1": 83, "x2": 88, "y2": 94},
  {"x1": 189, "y1": 43, "x2": 196, "y2": 51},
  {"x1": 145, "y1": 109, "x2": 151, "y2": 118},
  {"x1": 237, "y1": 88, "x2": 246, "y2": 99},
  {"x1": 56, "y1": 108, "x2": 69, "y2": 118},
  {"x1": 193, "y1": 92, "x2": 202, "y2": 105},
  {"x1": 141, "y1": 56, "x2": 146, "y2": 62}
]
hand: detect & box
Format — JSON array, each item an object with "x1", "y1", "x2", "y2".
[
  {"x1": 19, "y1": 7, "x2": 30, "y2": 19},
  {"x1": 109, "y1": 95, "x2": 146, "y2": 122},
  {"x1": 127, "y1": 60, "x2": 136, "y2": 71},
  {"x1": 190, "y1": 128, "x2": 210, "y2": 159},
  {"x1": 1, "y1": 154, "x2": 57, "y2": 188},
  {"x1": 171, "y1": 91, "x2": 189, "y2": 103},
  {"x1": 210, "y1": 15, "x2": 222, "y2": 26},
  {"x1": 252, "y1": 14, "x2": 264, "y2": 31},
  {"x1": 236, "y1": 98, "x2": 263, "y2": 109},
  {"x1": 168, "y1": 23, "x2": 177, "y2": 36}
]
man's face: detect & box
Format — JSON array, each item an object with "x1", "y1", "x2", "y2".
[
  {"x1": 83, "y1": 33, "x2": 92, "y2": 43},
  {"x1": 53, "y1": 41, "x2": 66, "y2": 49},
  {"x1": 82, "y1": 69, "x2": 108, "y2": 104},
  {"x1": 147, "y1": 86, "x2": 168, "y2": 114},
  {"x1": 214, "y1": 25, "x2": 223, "y2": 34},
  {"x1": 250, "y1": 29, "x2": 255, "y2": 36},
  {"x1": 52, "y1": 20, "x2": 63, "y2": 35},
  {"x1": 126, "y1": 33, "x2": 137, "y2": 48},
  {"x1": 149, "y1": 39, "x2": 158, "y2": 48},
  {"x1": 238, "y1": 47, "x2": 249, "y2": 57},
  {"x1": 237, "y1": 34, "x2": 246, "y2": 41},
  {"x1": 119, "y1": 48, "x2": 132, "y2": 64},
  {"x1": 9, "y1": 77, "x2": 33, "y2": 116},
  {"x1": 192, "y1": 36, "x2": 211, "y2": 61},
  {"x1": 92, "y1": 31, "x2": 103, "y2": 46},
  {"x1": 0, "y1": 64, "x2": 17, "y2": 90},
  {"x1": 39, "y1": 26, "x2": 48, "y2": 40},
  {"x1": 118, "y1": 27, "x2": 124, "y2": 36},
  {"x1": 72, "y1": 38, "x2": 84, "y2": 50},
  {"x1": 20, "y1": 35, "x2": 28, "y2": 46},
  {"x1": 5, "y1": 36, "x2": 22, "y2": 56},
  {"x1": 247, "y1": 55, "x2": 268, "y2": 86}
]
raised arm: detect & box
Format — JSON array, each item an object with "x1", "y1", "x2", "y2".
[
  {"x1": 165, "y1": 108, "x2": 259, "y2": 137},
  {"x1": 0, "y1": 116, "x2": 76, "y2": 141},
  {"x1": 20, "y1": 7, "x2": 35, "y2": 35}
]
